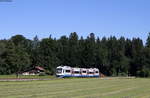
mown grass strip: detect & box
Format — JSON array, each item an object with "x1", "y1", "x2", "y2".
[{"x1": 0, "y1": 78, "x2": 149, "y2": 98}]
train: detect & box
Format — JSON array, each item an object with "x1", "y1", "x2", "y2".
[{"x1": 56, "y1": 66, "x2": 100, "y2": 78}]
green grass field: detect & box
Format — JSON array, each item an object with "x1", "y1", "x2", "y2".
[{"x1": 0, "y1": 77, "x2": 150, "y2": 98}]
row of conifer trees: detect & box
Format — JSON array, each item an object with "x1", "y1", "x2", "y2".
[{"x1": 0, "y1": 32, "x2": 150, "y2": 77}]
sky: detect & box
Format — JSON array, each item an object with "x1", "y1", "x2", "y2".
[{"x1": 0, "y1": 0, "x2": 150, "y2": 43}]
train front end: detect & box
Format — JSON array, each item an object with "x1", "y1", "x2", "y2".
[
  {"x1": 56, "y1": 66, "x2": 63, "y2": 77},
  {"x1": 56, "y1": 66, "x2": 72, "y2": 78}
]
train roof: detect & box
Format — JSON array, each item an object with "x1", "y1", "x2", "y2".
[
  {"x1": 56, "y1": 66, "x2": 99, "y2": 70},
  {"x1": 57, "y1": 66, "x2": 71, "y2": 68}
]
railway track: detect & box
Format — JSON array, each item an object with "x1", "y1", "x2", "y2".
[{"x1": 0, "y1": 78, "x2": 54, "y2": 81}]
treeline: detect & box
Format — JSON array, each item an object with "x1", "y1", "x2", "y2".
[{"x1": 0, "y1": 32, "x2": 150, "y2": 77}]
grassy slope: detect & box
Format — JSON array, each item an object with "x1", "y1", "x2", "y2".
[{"x1": 0, "y1": 78, "x2": 150, "y2": 98}]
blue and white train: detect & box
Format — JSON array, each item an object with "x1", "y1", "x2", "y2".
[{"x1": 56, "y1": 66, "x2": 100, "y2": 78}]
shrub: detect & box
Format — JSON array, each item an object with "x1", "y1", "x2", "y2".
[{"x1": 39, "y1": 72, "x2": 46, "y2": 76}]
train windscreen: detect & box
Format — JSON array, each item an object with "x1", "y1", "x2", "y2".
[{"x1": 56, "y1": 68, "x2": 62, "y2": 73}]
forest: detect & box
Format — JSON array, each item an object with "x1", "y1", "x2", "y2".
[{"x1": 0, "y1": 32, "x2": 150, "y2": 77}]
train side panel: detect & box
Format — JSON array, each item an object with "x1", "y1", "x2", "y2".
[{"x1": 56, "y1": 66, "x2": 100, "y2": 78}]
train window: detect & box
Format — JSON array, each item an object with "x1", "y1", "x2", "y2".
[
  {"x1": 65, "y1": 70, "x2": 71, "y2": 73},
  {"x1": 56, "y1": 68, "x2": 62, "y2": 73},
  {"x1": 88, "y1": 72, "x2": 94, "y2": 74},
  {"x1": 74, "y1": 71, "x2": 80, "y2": 74},
  {"x1": 95, "y1": 71, "x2": 99, "y2": 73},
  {"x1": 82, "y1": 71, "x2": 86, "y2": 73}
]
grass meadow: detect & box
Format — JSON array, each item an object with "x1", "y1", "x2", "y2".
[{"x1": 0, "y1": 77, "x2": 150, "y2": 98}]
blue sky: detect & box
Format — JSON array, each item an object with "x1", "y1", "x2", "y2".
[{"x1": 0, "y1": 0, "x2": 149, "y2": 43}]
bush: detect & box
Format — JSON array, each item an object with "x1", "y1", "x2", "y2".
[
  {"x1": 137, "y1": 69, "x2": 150, "y2": 77},
  {"x1": 39, "y1": 72, "x2": 46, "y2": 76},
  {"x1": 45, "y1": 70, "x2": 53, "y2": 75},
  {"x1": 118, "y1": 72, "x2": 128, "y2": 77}
]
